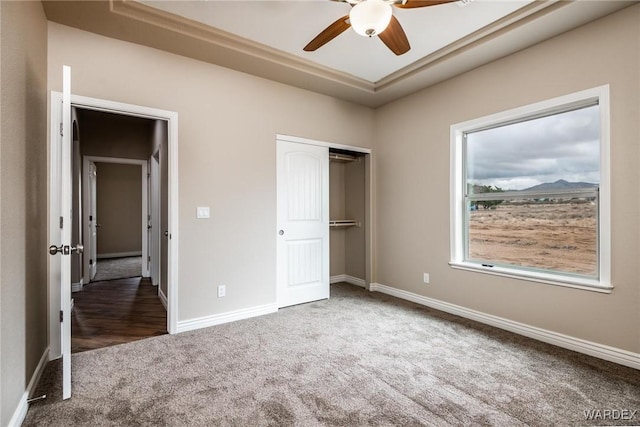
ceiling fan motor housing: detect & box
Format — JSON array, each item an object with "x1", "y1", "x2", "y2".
[{"x1": 349, "y1": 0, "x2": 393, "y2": 37}]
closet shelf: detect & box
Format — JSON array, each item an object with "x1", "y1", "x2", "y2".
[{"x1": 330, "y1": 220, "x2": 360, "y2": 228}]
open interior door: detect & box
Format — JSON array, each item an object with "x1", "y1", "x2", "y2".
[
  {"x1": 48, "y1": 65, "x2": 77, "y2": 400},
  {"x1": 276, "y1": 139, "x2": 329, "y2": 308}
]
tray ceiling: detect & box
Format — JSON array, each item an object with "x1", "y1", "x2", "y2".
[{"x1": 42, "y1": 0, "x2": 636, "y2": 107}]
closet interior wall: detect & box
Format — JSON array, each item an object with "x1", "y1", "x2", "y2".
[{"x1": 329, "y1": 151, "x2": 366, "y2": 283}]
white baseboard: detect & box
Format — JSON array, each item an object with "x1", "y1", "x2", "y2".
[
  {"x1": 330, "y1": 274, "x2": 366, "y2": 288},
  {"x1": 8, "y1": 347, "x2": 49, "y2": 427},
  {"x1": 176, "y1": 303, "x2": 278, "y2": 334},
  {"x1": 97, "y1": 251, "x2": 142, "y2": 259},
  {"x1": 158, "y1": 286, "x2": 168, "y2": 310},
  {"x1": 370, "y1": 283, "x2": 640, "y2": 370},
  {"x1": 71, "y1": 278, "x2": 84, "y2": 293}
]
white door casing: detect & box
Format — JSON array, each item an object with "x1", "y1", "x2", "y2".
[
  {"x1": 147, "y1": 159, "x2": 152, "y2": 277},
  {"x1": 89, "y1": 162, "x2": 97, "y2": 279},
  {"x1": 276, "y1": 139, "x2": 329, "y2": 308},
  {"x1": 150, "y1": 152, "x2": 161, "y2": 286},
  {"x1": 82, "y1": 160, "x2": 98, "y2": 282}
]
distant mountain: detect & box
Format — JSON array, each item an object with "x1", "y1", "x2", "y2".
[{"x1": 523, "y1": 179, "x2": 598, "y2": 192}]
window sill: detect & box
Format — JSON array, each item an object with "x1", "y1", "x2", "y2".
[{"x1": 449, "y1": 261, "x2": 613, "y2": 294}]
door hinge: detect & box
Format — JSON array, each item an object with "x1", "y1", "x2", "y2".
[
  {"x1": 59, "y1": 310, "x2": 63, "y2": 322},
  {"x1": 59, "y1": 216, "x2": 64, "y2": 229},
  {"x1": 89, "y1": 215, "x2": 93, "y2": 221},
  {"x1": 60, "y1": 123, "x2": 63, "y2": 137},
  {"x1": 89, "y1": 259, "x2": 93, "y2": 265},
  {"x1": 148, "y1": 256, "x2": 151, "y2": 262}
]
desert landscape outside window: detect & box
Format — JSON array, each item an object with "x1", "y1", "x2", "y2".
[
  {"x1": 450, "y1": 86, "x2": 611, "y2": 290},
  {"x1": 464, "y1": 103, "x2": 600, "y2": 278}
]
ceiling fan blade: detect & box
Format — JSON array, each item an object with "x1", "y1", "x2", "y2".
[
  {"x1": 394, "y1": 0, "x2": 457, "y2": 9},
  {"x1": 304, "y1": 15, "x2": 351, "y2": 52},
  {"x1": 379, "y1": 16, "x2": 410, "y2": 56}
]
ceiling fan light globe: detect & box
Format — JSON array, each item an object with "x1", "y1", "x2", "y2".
[{"x1": 349, "y1": 0, "x2": 393, "y2": 37}]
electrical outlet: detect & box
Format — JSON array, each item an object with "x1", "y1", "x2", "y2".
[
  {"x1": 217, "y1": 285, "x2": 226, "y2": 298},
  {"x1": 423, "y1": 273, "x2": 430, "y2": 284}
]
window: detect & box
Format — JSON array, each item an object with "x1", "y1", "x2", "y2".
[{"x1": 450, "y1": 86, "x2": 611, "y2": 292}]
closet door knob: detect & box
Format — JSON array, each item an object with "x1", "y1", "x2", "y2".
[{"x1": 278, "y1": 230, "x2": 284, "y2": 236}]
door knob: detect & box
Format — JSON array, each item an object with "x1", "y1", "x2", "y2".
[
  {"x1": 279, "y1": 230, "x2": 284, "y2": 236},
  {"x1": 49, "y1": 245, "x2": 63, "y2": 255},
  {"x1": 49, "y1": 244, "x2": 83, "y2": 255},
  {"x1": 164, "y1": 231, "x2": 169, "y2": 237}
]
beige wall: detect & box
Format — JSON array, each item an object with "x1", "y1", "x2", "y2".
[
  {"x1": 48, "y1": 22, "x2": 375, "y2": 320},
  {"x1": 95, "y1": 163, "x2": 143, "y2": 256},
  {"x1": 374, "y1": 6, "x2": 640, "y2": 353},
  {"x1": 0, "y1": 1, "x2": 48, "y2": 425},
  {"x1": 330, "y1": 161, "x2": 346, "y2": 276}
]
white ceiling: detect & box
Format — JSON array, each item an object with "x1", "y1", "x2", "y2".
[
  {"x1": 42, "y1": 0, "x2": 637, "y2": 107},
  {"x1": 139, "y1": 0, "x2": 534, "y2": 83}
]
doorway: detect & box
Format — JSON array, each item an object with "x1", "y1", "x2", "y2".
[
  {"x1": 49, "y1": 92, "x2": 179, "y2": 363},
  {"x1": 72, "y1": 109, "x2": 165, "y2": 353},
  {"x1": 82, "y1": 156, "x2": 148, "y2": 283}
]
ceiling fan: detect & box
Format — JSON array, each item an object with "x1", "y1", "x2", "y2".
[{"x1": 304, "y1": 0, "x2": 456, "y2": 56}]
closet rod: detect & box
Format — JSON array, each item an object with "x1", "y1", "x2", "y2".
[
  {"x1": 329, "y1": 220, "x2": 360, "y2": 228},
  {"x1": 329, "y1": 153, "x2": 357, "y2": 162}
]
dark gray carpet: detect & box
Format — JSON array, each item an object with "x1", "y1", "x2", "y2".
[
  {"x1": 92, "y1": 256, "x2": 142, "y2": 282},
  {"x1": 25, "y1": 283, "x2": 640, "y2": 426}
]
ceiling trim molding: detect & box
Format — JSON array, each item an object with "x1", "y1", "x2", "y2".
[
  {"x1": 112, "y1": 0, "x2": 568, "y2": 95},
  {"x1": 43, "y1": 0, "x2": 635, "y2": 108},
  {"x1": 375, "y1": 0, "x2": 565, "y2": 90},
  {"x1": 111, "y1": 0, "x2": 375, "y2": 93}
]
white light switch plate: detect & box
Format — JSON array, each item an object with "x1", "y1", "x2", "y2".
[{"x1": 196, "y1": 207, "x2": 210, "y2": 219}]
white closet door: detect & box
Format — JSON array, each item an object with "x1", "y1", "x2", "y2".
[{"x1": 276, "y1": 139, "x2": 329, "y2": 308}]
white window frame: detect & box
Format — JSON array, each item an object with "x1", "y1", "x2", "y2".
[{"x1": 450, "y1": 85, "x2": 612, "y2": 293}]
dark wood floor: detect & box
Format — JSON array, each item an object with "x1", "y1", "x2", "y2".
[{"x1": 72, "y1": 277, "x2": 167, "y2": 353}]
